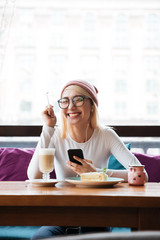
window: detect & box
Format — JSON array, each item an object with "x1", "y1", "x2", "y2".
[
  {"x1": 146, "y1": 79, "x2": 158, "y2": 95},
  {"x1": 115, "y1": 79, "x2": 127, "y2": 93},
  {"x1": 20, "y1": 100, "x2": 32, "y2": 112},
  {"x1": 113, "y1": 55, "x2": 129, "y2": 74},
  {"x1": 51, "y1": 9, "x2": 66, "y2": 25},
  {"x1": 114, "y1": 14, "x2": 129, "y2": 48},
  {"x1": 146, "y1": 102, "x2": 158, "y2": 116},
  {"x1": 144, "y1": 56, "x2": 160, "y2": 75},
  {"x1": 115, "y1": 101, "x2": 127, "y2": 117},
  {"x1": 16, "y1": 8, "x2": 35, "y2": 46},
  {"x1": 0, "y1": 0, "x2": 160, "y2": 125},
  {"x1": 146, "y1": 14, "x2": 160, "y2": 48}
]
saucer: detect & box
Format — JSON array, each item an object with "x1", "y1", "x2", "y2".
[{"x1": 25, "y1": 179, "x2": 60, "y2": 187}]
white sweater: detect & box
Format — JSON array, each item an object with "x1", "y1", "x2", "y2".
[{"x1": 27, "y1": 125, "x2": 146, "y2": 182}]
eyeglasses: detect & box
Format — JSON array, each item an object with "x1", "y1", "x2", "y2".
[{"x1": 57, "y1": 95, "x2": 92, "y2": 109}]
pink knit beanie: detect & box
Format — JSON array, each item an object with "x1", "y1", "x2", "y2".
[{"x1": 60, "y1": 80, "x2": 98, "y2": 106}]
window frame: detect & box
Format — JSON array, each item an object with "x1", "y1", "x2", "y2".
[{"x1": 0, "y1": 125, "x2": 160, "y2": 137}]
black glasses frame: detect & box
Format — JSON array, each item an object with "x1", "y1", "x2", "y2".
[{"x1": 57, "y1": 95, "x2": 92, "y2": 109}]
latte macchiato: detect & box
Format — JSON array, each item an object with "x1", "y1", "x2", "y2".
[{"x1": 39, "y1": 148, "x2": 55, "y2": 174}]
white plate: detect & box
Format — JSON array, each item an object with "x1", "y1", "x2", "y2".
[
  {"x1": 65, "y1": 177, "x2": 124, "y2": 187},
  {"x1": 25, "y1": 179, "x2": 60, "y2": 187}
]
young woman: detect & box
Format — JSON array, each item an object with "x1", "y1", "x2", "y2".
[{"x1": 27, "y1": 80, "x2": 148, "y2": 239}]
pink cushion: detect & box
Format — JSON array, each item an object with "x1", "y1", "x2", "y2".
[
  {"x1": 0, "y1": 148, "x2": 56, "y2": 181},
  {"x1": 133, "y1": 152, "x2": 160, "y2": 182}
]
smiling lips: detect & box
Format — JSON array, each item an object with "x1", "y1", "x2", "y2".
[{"x1": 67, "y1": 112, "x2": 81, "y2": 118}]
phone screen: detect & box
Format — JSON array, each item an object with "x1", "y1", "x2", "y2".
[{"x1": 67, "y1": 149, "x2": 84, "y2": 165}]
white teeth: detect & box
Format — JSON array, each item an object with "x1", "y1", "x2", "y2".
[{"x1": 68, "y1": 113, "x2": 79, "y2": 117}]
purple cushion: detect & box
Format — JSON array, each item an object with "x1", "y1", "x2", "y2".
[
  {"x1": 0, "y1": 148, "x2": 56, "y2": 181},
  {"x1": 133, "y1": 152, "x2": 160, "y2": 182}
]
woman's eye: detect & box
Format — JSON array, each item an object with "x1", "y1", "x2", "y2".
[
  {"x1": 75, "y1": 97, "x2": 83, "y2": 102},
  {"x1": 61, "y1": 99, "x2": 68, "y2": 104}
]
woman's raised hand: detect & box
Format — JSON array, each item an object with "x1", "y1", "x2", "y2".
[
  {"x1": 42, "y1": 104, "x2": 57, "y2": 128},
  {"x1": 67, "y1": 157, "x2": 96, "y2": 175}
]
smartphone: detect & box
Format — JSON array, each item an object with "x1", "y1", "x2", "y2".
[{"x1": 67, "y1": 149, "x2": 84, "y2": 165}]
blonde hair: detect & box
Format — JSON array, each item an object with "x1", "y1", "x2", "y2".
[{"x1": 60, "y1": 85, "x2": 100, "y2": 138}]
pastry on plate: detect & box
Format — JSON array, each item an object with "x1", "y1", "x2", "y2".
[{"x1": 80, "y1": 172, "x2": 108, "y2": 182}]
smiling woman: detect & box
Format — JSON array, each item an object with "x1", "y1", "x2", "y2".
[
  {"x1": 59, "y1": 81, "x2": 99, "y2": 139},
  {"x1": 27, "y1": 79, "x2": 148, "y2": 239}
]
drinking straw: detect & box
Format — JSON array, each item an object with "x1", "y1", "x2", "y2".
[{"x1": 46, "y1": 92, "x2": 50, "y2": 105}]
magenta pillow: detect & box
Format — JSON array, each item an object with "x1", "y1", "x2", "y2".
[
  {"x1": 133, "y1": 152, "x2": 160, "y2": 182},
  {"x1": 0, "y1": 148, "x2": 56, "y2": 181}
]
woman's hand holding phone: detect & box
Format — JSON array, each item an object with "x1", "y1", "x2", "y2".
[
  {"x1": 42, "y1": 104, "x2": 57, "y2": 128},
  {"x1": 67, "y1": 149, "x2": 96, "y2": 175}
]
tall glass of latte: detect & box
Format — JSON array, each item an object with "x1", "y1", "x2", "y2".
[{"x1": 39, "y1": 148, "x2": 55, "y2": 181}]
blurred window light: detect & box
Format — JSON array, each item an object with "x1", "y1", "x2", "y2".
[
  {"x1": 146, "y1": 14, "x2": 160, "y2": 48},
  {"x1": 144, "y1": 56, "x2": 160, "y2": 74},
  {"x1": 51, "y1": 9, "x2": 66, "y2": 25},
  {"x1": 114, "y1": 101, "x2": 127, "y2": 116},
  {"x1": 83, "y1": 12, "x2": 97, "y2": 32},
  {"x1": 146, "y1": 102, "x2": 158, "y2": 116},
  {"x1": 0, "y1": 0, "x2": 160, "y2": 126},
  {"x1": 146, "y1": 79, "x2": 158, "y2": 96},
  {"x1": 115, "y1": 79, "x2": 127, "y2": 93},
  {"x1": 113, "y1": 55, "x2": 129, "y2": 74},
  {"x1": 114, "y1": 14, "x2": 129, "y2": 48}
]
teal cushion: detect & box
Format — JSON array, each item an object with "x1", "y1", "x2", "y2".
[
  {"x1": 108, "y1": 143, "x2": 131, "y2": 170},
  {"x1": 112, "y1": 227, "x2": 131, "y2": 232},
  {"x1": 0, "y1": 226, "x2": 40, "y2": 239}
]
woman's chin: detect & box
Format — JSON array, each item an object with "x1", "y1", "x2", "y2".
[{"x1": 67, "y1": 117, "x2": 81, "y2": 125}]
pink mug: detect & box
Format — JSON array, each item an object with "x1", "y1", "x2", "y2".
[{"x1": 128, "y1": 165, "x2": 145, "y2": 186}]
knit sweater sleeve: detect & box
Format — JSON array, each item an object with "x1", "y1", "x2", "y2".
[{"x1": 96, "y1": 128, "x2": 148, "y2": 182}]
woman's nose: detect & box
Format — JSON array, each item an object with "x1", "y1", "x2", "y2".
[{"x1": 68, "y1": 99, "x2": 75, "y2": 109}]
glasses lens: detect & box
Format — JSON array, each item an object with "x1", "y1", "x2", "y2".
[
  {"x1": 58, "y1": 98, "x2": 69, "y2": 109},
  {"x1": 73, "y1": 96, "x2": 84, "y2": 107}
]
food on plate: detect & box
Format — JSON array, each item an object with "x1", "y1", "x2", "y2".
[{"x1": 80, "y1": 172, "x2": 108, "y2": 182}]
